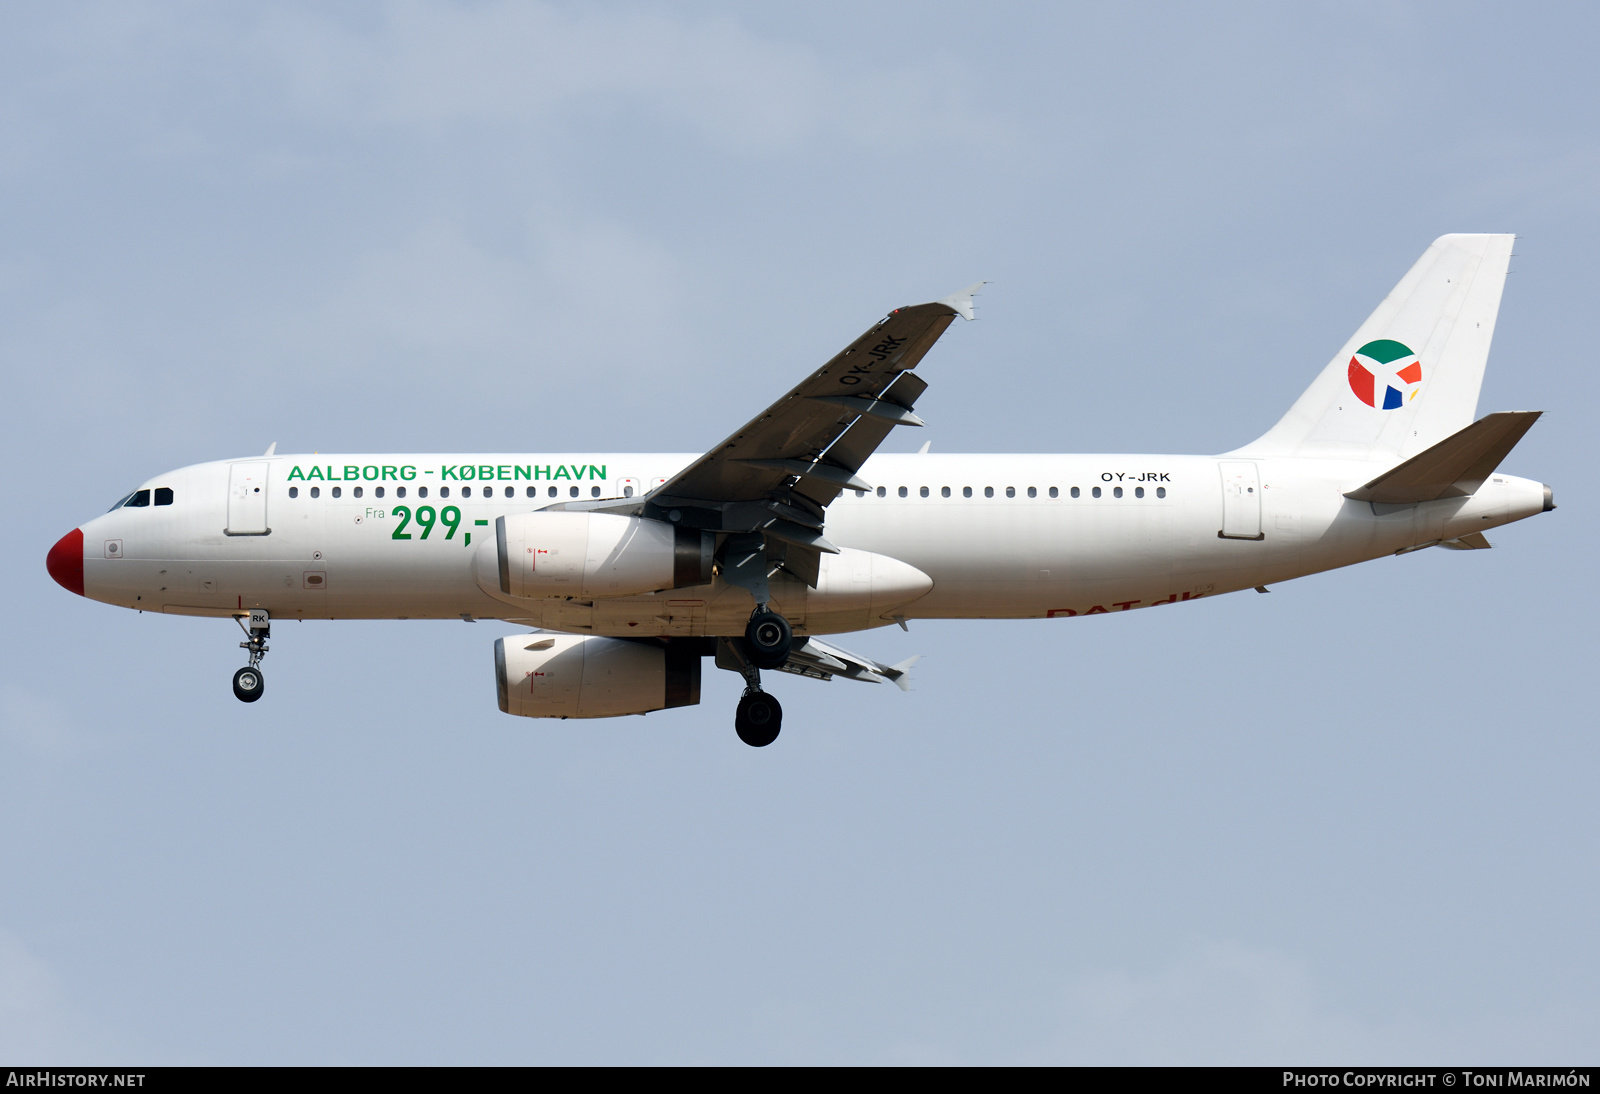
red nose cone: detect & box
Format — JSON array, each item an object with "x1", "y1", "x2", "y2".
[{"x1": 47, "y1": 528, "x2": 85, "y2": 597}]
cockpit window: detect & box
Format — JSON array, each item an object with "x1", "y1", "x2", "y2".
[
  {"x1": 154, "y1": 487, "x2": 174, "y2": 506},
  {"x1": 108, "y1": 492, "x2": 135, "y2": 512},
  {"x1": 124, "y1": 490, "x2": 151, "y2": 508}
]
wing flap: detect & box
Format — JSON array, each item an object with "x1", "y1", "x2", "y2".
[{"x1": 775, "y1": 636, "x2": 918, "y2": 688}]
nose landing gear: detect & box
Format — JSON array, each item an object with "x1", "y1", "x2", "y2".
[
  {"x1": 232, "y1": 666, "x2": 264, "y2": 703},
  {"x1": 233, "y1": 610, "x2": 270, "y2": 703}
]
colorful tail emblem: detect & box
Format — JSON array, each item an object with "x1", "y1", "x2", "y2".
[{"x1": 1347, "y1": 339, "x2": 1422, "y2": 410}]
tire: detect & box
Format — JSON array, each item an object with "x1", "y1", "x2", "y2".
[
  {"x1": 734, "y1": 691, "x2": 782, "y2": 747},
  {"x1": 232, "y1": 666, "x2": 265, "y2": 703},
  {"x1": 743, "y1": 611, "x2": 793, "y2": 670}
]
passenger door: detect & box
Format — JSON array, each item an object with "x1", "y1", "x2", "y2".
[
  {"x1": 1218, "y1": 461, "x2": 1263, "y2": 540},
  {"x1": 226, "y1": 462, "x2": 271, "y2": 535}
]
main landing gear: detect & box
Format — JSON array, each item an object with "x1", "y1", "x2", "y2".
[
  {"x1": 728, "y1": 607, "x2": 791, "y2": 747},
  {"x1": 233, "y1": 610, "x2": 270, "y2": 703},
  {"x1": 735, "y1": 690, "x2": 782, "y2": 748},
  {"x1": 743, "y1": 607, "x2": 793, "y2": 669}
]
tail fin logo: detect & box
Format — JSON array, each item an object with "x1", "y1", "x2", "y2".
[{"x1": 1347, "y1": 339, "x2": 1422, "y2": 410}]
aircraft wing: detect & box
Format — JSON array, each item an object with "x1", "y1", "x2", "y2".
[
  {"x1": 656, "y1": 283, "x2": 981, "y2": 508},
  {"x1": 556, "y1": 282, "x2": 981, "y2": 584}
]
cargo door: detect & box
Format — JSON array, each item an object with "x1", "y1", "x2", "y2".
[
  {"x1": 226, "y1": 462, "x2": 271, "y2": 536},
  {"x1": 1218, "y1": 461, "x2": 1263, "y2": 540}
]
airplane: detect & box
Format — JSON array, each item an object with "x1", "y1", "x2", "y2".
[{"x1": 44, "y1": 234, "x2": 1553, "y2": 747}]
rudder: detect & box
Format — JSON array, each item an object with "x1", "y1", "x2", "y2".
[{"x1": 1232, "y1": 234, "x2": 1515, "y2": 463}]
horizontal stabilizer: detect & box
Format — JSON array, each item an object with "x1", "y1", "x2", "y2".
[{"x1": 1344, "y1": 411, "x2": 1541, "y2": 504}]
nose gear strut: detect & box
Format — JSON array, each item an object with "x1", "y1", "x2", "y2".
[{"x1": 232, "y1": 610, "x2": 270, "y2": 703}]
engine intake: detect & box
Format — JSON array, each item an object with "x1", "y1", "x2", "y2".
[
  {"x1": 479, "y1": 512, "x2": 713, "y2": 600},
  {"x1": 494, "y1": 634, "x2": 702, "y2": 718}
]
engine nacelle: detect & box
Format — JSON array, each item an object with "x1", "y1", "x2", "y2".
[
  {"x1": 477, "y1": 512, "x2": 713, "y2": 600},
  {"x1": 494, "y1": 634, "x2": 701, "y2": 718}
]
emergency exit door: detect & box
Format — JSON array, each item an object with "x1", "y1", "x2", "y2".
[
  {"x1": 1218, "y1": 461, "x2": 1263, "y2": 540},
  {"x1": 226, "y1": 462, "x2": 271, "y2": 535}
]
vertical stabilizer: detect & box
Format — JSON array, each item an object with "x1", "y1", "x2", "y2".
[{"x1": 1232, "y1": 234, "x2": 1514, "y2": 463}]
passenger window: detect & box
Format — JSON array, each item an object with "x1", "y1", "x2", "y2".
[
  {"x1": 1135, "y1": 486, "x2": 1144, "y2": 498},
  {"x1": 963, "y1": 487, "x2": 972, "y2": 498},
  {"x1": 126, "y1": 489, "x2": 150, "y2": 507},
  {"x1": 1006, "y1": 487, "x2": 1015, "y2": 498},
  {"x1": 332, "y1": 486, "x2": 341, "y2": 498},
  {"x1": 941, "y1": 486, "x2": 950, "y2": 498},
  {"x1": 877, "y1": 487, "x2": 886, "y2": 498},
  {"x1": 154, "y1": 487, "x2": 174, "y2": 505},
  {"x1": 898, "y1": 486, "x2": 907, "y2": 498},
  {"x1": 376, "y1": 486, "x2": 385, "y2": 498},
  {"x1": 984, "y1": 487, "x2": 993, "y2": 498},
  {"x1": 353, "y1": 486, "x2": 363, "y2": 498},
  {"x1": 396, "y1": 486, "x2": 406, "y2": 498},
  {"x1": 919, "y1": 486, "x2": 928, "y2": 497},
  {"x1": 442, "y1": 486, "x2": 452, "y2": 498},
  {"x1": 418, "y1": 486, "x2": 428, "y2": 498},
  {"x1": 1113, "y1": 486, "x2": 1123, "y2": 498},
  {"x1": 1157, "y1": 486, "x2": 1167, "y2": 498},
  {"x1": 570, "y1": 486, "x2": 579, "y2": 497},
  {"x1": 1091, "y1": 487, "x2": 1101, "y2": 498},
  {"x1": 1071, "y1": 486, "x2": 1080, "y2": 498},
  {"x1": 527, "y1": 487, "x2": 537, "y2": 498},
  {"x1": 507, "y1": 486, "x2": 515, "y2": 498},
  {"x1": 1049, "y1": 487, "x2": 1058, "y2": 498},
  {"x1": 1027, "y1": 487, "x2": 1036, "y2": 498},
  {"x1": 623, "y1": 486, "x2": 634, "y2": 498},
  {"x1": 854, "y1": 489, "x2": 864, "y2": 498},
  {"x1": 289, "y1": 486, "x2": 299, "y2": 499},
  {"x1": 310, "y1": 486, "x2": 321, "y2": 499},
  {"x1": 548, "y1": 486, "x2": 558, "y2": 497}
]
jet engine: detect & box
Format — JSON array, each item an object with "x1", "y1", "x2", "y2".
[
  {"x1": 494, "y1": 634, "x2": 703, "y2": 718},
  {"x1": 477, "y1": 512, "x2": 713, "y2": 600}
]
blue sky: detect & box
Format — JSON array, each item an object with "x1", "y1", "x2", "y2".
[{"x1": 1, "y1": 1, "x2": 1595, "y2": 1063}]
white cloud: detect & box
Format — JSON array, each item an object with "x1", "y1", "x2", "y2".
[
  {"x1": 257, "y1": 208, "x2": 692, "y2": 390},
  {"x1": 1028, "y1": 941, "x2": 1374, "y2": 1064},
  {"x1": 261, "y1": 1, "x2": 988, "y2": 155},
  {"x1": 0, "y1": 928, "x2": 80, "y2": 1059},
  {"x1": 1022, "y1": 940, "x2": 1600, "y2": 1064},
  {"x1": 0, "y1": 685, "x2": 91, "y2": 763}
]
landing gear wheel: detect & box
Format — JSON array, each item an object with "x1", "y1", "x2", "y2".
[
  {"x1": 232, "y1": 666, "x2": 265, "y2": 703},
  {"x1": 735, "y1": 691, "x2": 782, "y2": 747},
  {"x1": 743, "y1": 610, "x2": 793, "y2": 670}
]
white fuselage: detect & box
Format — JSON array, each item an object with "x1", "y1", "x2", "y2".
[{"x1": 74, "y1": 451, "x2": 1549, "y2": 637}]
